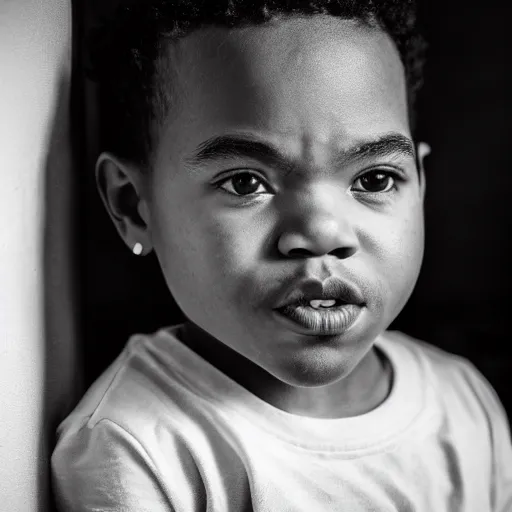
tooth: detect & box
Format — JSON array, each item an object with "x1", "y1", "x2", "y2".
[{"x1": 309, "y1": 299, "x2": 336, "y2": 309}]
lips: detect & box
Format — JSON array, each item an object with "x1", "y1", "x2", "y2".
[
  {"x1": 275, "y1": 277, "x2": 365, "y2": 309},
  {"x1": 273, "y1": 277, "x2": 365, "y2": 335}
]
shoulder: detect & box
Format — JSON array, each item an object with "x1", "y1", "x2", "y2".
[
  {"x1": 381, "y1": 332, "x2": 512, "y2": 509},
  {"x1": 380, "y1": 330, "x2": 508, "y2": 426},
  {"x1": 52, "y1": 326, "x2": 206, "y2": 511},
  {"x1": 51, "y1": 417, "x2": 176, "y2": 511},
  {"x1": 53, "y1": 325, "x2": 208, "y2": 486},
  {"x1": 57, "y1": 327, "x2": 193, "y2": 437}
]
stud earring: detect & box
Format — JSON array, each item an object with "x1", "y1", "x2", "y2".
[{"x1": 132, "y1": 242, "x2": 143, "y2": 256}]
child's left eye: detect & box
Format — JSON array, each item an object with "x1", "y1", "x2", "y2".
[
  {"x1": 217, "y1": 172, "x2": 271, "y2": 196},
  {"x1": 352, "y1": 170, "x2": 399, "y2": 193}
]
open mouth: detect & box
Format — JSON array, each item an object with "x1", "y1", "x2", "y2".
[
  {"x1": 305, "y1": 299, "x2": 344, "y2": 309},
  {"x1": 272, "y1": 277, "x2": 365, "y2": 335}
]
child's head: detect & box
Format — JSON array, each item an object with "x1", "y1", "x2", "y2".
[{"x1": 93, "y1": 0, "x2": 430, "y2": 387}]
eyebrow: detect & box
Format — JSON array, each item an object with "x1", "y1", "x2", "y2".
[
  {"x1": 343, "y1": 133, "x2": 416, "y2": 163},
  {"x1": 184, "y1": 132, "x2": 415, "y2": 172},
  {"x1": 185, "y1": 135, "x2": 294, "y2": 174}
]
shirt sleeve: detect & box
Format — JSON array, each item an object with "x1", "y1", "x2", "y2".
[
  {"x1": 462, "y1": 362, "x2": 512, "y2": 512},
  {"x1": 486, "y1": 385, "x2": 512, "y2": 512},
  {"x1": 51, "y1": 418, "x2": 175, "y2": 512}
]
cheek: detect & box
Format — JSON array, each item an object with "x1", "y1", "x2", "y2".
[
  {"x1": 156, "y1": 204, "x2": 269, "y2": 298},
  {"x1": 371, "y1": 205, "x2": 424, "y2": 307},
  {"x1": 198, "y1": 207, "x2": 273, "y2": 272}
]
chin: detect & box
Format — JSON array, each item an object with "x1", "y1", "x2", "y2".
[{"x1": 270, "y1": 346, "x2": 362, "y2": 388}]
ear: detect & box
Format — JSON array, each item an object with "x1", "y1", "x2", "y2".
[
  {"x1": 95, "y1": 152, "x2": 152, "y2": 255},
  {"x1": 417, "y1": 142, "x2": 431, "y2": 201}
]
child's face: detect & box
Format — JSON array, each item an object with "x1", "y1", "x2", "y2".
[{"x1": 143, "y1": 16, "x2": 427, "y2": 386}]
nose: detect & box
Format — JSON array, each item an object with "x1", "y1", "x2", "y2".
[{"x1": 277, "y1": 190, "x2": 359, "y2": 259}]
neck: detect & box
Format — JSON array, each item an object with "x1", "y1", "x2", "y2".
[{"x1": 179, "y1": 321, "x2": 392, "y2": 419}]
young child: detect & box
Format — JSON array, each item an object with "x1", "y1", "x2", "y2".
[{"x1": 52, "y1": 0, "x2": 512, "y2": 510}]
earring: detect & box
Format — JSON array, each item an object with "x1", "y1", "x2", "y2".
[{"x1": 132, "y1": 242, "x2": 143, "y2": 256}]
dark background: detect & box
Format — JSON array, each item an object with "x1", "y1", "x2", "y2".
[{"x1": 74, "y1": 1, "x2": 511, "y2": 418}]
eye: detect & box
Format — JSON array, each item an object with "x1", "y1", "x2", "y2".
[
  {"x1": 352, "y1": 170, "x2": 399, "y2": 193},
  {"x1": 216, "y1": 172, "x2": 272, "y2": 196}
]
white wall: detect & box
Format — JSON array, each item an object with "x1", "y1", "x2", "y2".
[{"x1": 0, "y1": 1, "x2": 77, "y2": 510}]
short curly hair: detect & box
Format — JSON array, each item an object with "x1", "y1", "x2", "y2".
[{"x1": 88, "y1": 0, "x2": 426, "y2": 170}]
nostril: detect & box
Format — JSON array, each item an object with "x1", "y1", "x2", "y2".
[
  {"x1": 329, "y1": 247, "x2": 356, "y2": 259},
  {"x1": 287, "y1": 248, "x2": 314, "y2": 258}
]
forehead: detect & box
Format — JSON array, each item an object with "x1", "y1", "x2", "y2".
[{"x1": 157, "y1": 15, "x2": 409, "y2": 162}]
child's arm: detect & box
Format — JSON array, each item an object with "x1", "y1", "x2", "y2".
[{"x1": 51, "y1": 418, "x2": 176, "y2": 512}]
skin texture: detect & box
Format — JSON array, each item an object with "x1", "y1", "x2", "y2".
[{"x1": 97, "y1": 15, "x2": 429, "y2": 419}]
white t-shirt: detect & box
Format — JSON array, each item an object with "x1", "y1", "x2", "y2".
[{"x1": 51, "y1": 326, "x2": 512, "y2": 511}]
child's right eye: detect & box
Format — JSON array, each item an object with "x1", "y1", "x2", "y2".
[{"x1": 216, "y1": 172, "x2": 273, "y2": 197}]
